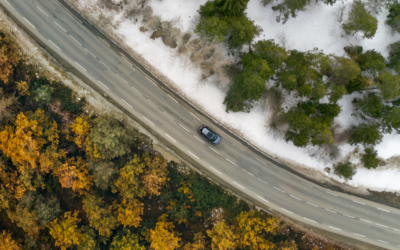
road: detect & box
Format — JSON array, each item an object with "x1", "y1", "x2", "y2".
[{"x1": 2, "y1": 0, "x2": 399, "y2": 249}]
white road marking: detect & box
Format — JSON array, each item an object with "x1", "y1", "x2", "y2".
[
  {"x1": 210, "y1": 167, "x2": 222, "y2": 175},
  {"x1": 255, "y1": 158, "x2": 267, "y2": 165},
  {"x1": 343, "y1": 214, "x2": 354, "y2": 219},
  {"x1": 121, "y1": 99, "x2": 132, "y2": 109},
  {"x1": 376, "y1": 224, "x2": 389, "y2": 229},
  {"x1": 98, "y1": 80, "x2": 109, "y2": 90},
  {"x1": 54, "y1": 22, "x2": 67, "y2": 32},
  {"x1": 378, "y1": 208, "x2": 390, "y2": 213},
  {"x1": 85, "y1": 48, "x2": 96, "y2": 57},
  {"x1": 99, "y1": 60, "x2": 109, "y2": 69},
  {"x1": 74, "y1": 61, "x2": 87, "y2": 71},
  {"x1": 143, "y1": 116, "x2": 154, "y2": 126},
  {"x1": 329, "y1": 226, "x2": 342, "y2": 231},
  {"x1": 69, "y1": 35, "x2": 82, "y2": 46},
  {"x1": 5, "y1": 0, "x2": 13, "y2": 9},
  {"x1": 23, "y1": 17, "x2": 36, "y2": 29},
  {"x1": 163, "y1": 111, "x2": 174, "y2": 120},
  {"x1": 131, "y1": 86, "x2": 143, "y2": 96},
  {"x1": 377, "y1": 240, "x2": 389, "y2": 244},
  {"x1": 274, "y1": 186, "x2": 285, "y2": 193},
  {"x1": 178, "y1": 124, "x2": 190, "y2": 133},
  {"x1": 116, "y1": 74, "x2": 128, "y2": 83},
  {"x1": 257, "y1": 178, "x2": 268, "y2": 184},
  {"x1": 48, "y1": 40, "x2": 61, "y2": 50},
  {"x1": 226, "y1": 158, "x2": 238, "y2": 166},
  {"x1": 165, "y1": 134, "x2": 176, "y2": 143},
  {"x1": 209, "y1": 147, "x2": 221, "y2": 156},
  {"x1": 98, "y1": 36, "x2": 110, "y2": 47},
  {"x1": 353, "y1": 233, "x2": 365, "y2": 238},
  {"x1": 189, "y1": 112, "x2": 201, "y2": 121},
  {"x1": 392, "y1": 228, "x2": 400, "y2": 232},
  {"x1": 279, "y1": 171, "x2": 291, "y2": 178},
  {"x1": 304, "y1": 217, "x2": 316, "y2": 223},
  {"x1": 281, "y1": 208, "x2": 293, "y2": 214},
  {"x1": 194, "y1": 135, "x2": 205, "y2": 144},
  {"x1": 352, "y1": 200, "x2": 365, "y2": 205},
  {"x1": 257, "y1": 195, "x2": 269, "y2": 203},
  {"x1": 188, "y1": 151, "x2": 199, "y2": 160},
  {"x1": 307, "y1": 202, "x2": 318, "y2": 208},
  {"x1": 233, "y1": 181, "x2": 244, "y2": 189},
  {"x1": 242, "y1": 169, "x2": 254, "y2": 176},
  {"x1": 360, "y1": 219, "x2": 372, "y2": 223},
  {"x1": 121, "y1": 55, "x2": 133, "y2": 66},
  {"x1": 37, "y1": 6, "x2": 49, "y2": 17},
  {"x1": 147, "y1": 99, "x2": 157, "y2": 107},
  {"x1": 167, "y1": 94, "x2": 179, "y2": 103},
  {"x1": 145, "y1": 76, "x2": 157, "y2": 86},
  {"x1": 327, "y1": 192, "x2": 338, "y2": 197},
  {"x1": 325, "y1": 209, "x2": 337, "y2": 214},
  {"x1": 290, "y1": 195, "x2": 301, "y2": 201}
]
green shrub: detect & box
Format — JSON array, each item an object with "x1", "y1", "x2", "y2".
[
  {"x1": 362, "y1": 148, "x2": 380, "y2": 169},
  {"x1": 387, "y1": 2, "x2": 400, "y2": 33},
  {"x1": 349, "y1": 123, "x2": 382, "y2": 146},
  {"x1": 334, "y1": 161, "x2": 356, "y2": 180},
  {"x1": 342, "y1": 1, "x2": 377, "y2": 39},
  {"x1": 387, "y1": 41, "x2": 400, "y2": 73},
  {"x1": 53, "y1": 84, "x2": 86, "y2": 114},
  {"x1": 345, "y1": 74, "x2": 369, "y2": 94}
]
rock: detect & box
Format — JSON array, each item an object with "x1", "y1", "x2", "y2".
[{"x1": 139, "y1": 26, "x2": 148, "y2": 32}]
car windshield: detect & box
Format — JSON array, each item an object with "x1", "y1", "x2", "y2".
[{"x1": 203, "y1": 128, "x2": 215, "y2": 140}]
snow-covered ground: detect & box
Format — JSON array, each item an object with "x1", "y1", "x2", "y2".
[{"x1": 67, "y1": 0, "x2": 400, "y2": 192}]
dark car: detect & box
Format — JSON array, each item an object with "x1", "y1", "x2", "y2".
[{"x1": 198, "y1": 125, "x2": 221, "y2": 144}]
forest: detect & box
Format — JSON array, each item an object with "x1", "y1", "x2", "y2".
[
  {"x1": 0, "y1": 25, "x2": 347, "y2": 249},
  {"x1": 193, "y1": 0, "x2": 400, "y2": 179}
]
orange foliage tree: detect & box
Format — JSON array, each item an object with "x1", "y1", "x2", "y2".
[
  {"x1": 54, "y1": 157, "x2": 93, "y2": 195},
  {"x1": 0, "y1": 33, "x2": 20, "y2": 83},
  {"x1": 48, "y1": 211, "x2": 83, "y2": 250},
  {"x1": 0, "y1": 231, "x2": 21, "y2": 250},
  {"x1": 207, "y1": 220, "x2": 237, "y2": 250},
  {"x1": 147, "y1": 214, "x2": 181, "y2": 250},
  {"x1": 113, "y1": 155, "x2": 146, "y2": 199},
  {"x1": 71, "y1": 116, "x2": 92, "y2": 149},
  {"x1": 142, "y1": 153, "x2": 168, "y2": 196}
]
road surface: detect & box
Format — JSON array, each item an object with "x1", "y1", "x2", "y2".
[{"x1": 2, "y1": 0, "x2": 400, "y2": 249}]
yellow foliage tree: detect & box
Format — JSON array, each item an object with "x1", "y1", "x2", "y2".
[
  {"x1": 71, "y1": 116, "x2": 92, "y2": 149},
  {"x1": 48, "y1": 211, "x2": 82, "y2": 250},
  {"x1": 54, "y1": 157, "x2": 93, "y2": 195},
  {"x1": 147, "y1": 214, "x2": 181, "y2": 250},
  {"x1": 113, "y1": 155, "x2": 146, "y2": 199},
  {"x1": 0, "y1": 33, "x2": 20, "y2": 84},
  {"x1": 0, "y1": 231, "x2": 21, "y2": 250},
  {"x1": 85, "y1": 137, "x2": 102, "y2": 160},
  {"x1": 117, "y1": 198, "x2": 144, "y2": 227},
  {"x1": 182, "y1": 233, "x2": 206, "y2": 250},
  {"x1": 16, "y1": 81, "x2": 29, "y2": 96},
  {"x1": 207, "y1": 220, "x2": 237, "y2": 250},
  {"x1": 142, "y1": 153, "x2": 168, "y2": 196},
  {"x1": 234, "y1": 211, "x2": 280, "y2": 250}
]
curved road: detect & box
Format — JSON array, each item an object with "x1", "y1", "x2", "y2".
[{"x1": 3, "y1": 0, "x2": 399, "y2": 249}]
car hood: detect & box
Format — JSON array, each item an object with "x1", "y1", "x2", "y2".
[{"x1": 213, "y1": 136, "x2": 221, "y2": 144}]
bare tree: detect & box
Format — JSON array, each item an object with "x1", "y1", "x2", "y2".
[{"x1": 334, "y1": 3, "x2": 346, "y2": 23}]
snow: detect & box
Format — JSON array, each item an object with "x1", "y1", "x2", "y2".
[{"x1": 67, "y1": 0, "x2": 400, "y2": 192}]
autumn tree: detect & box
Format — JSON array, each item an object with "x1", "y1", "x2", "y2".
[
  {"x1": 0, "y1": 90, "x2": 17, "y2": 122},
  {"x1": 77, "y1": 226, "x2": 98, "y2": 250},
  {"x1": 113, "y1": 155, "x2": 146, "y2": 199},
  {"x1": 16, "y1": 81, "x2": 30, "y2": 96},
  {"x1": 54, "y1": 157, "x2": 93, "y2": 195},
  {"x1": 7, "y1": 202, "x2": 41, "y2": 238},
  {"x1": 82, "y1": 194, "x2": 118, "y2": 237},
  {"x1": 111, "y1": 229, "x2": 145, "y2": 250},
  {"x1": 71, "y1": 116, "x2": 92, "y2": 149},
  {"x1": 147, "y1": 214, "x2": 181, "y2": 250},
  {"x1": 48, "y1": 211, "x2": 83, "y2": 250},
  {"x1": 234, "y1": 211, "x2": 280, "y2": 250},
  {"x1": 117, "y1": 198, "x2": 144, "y2": 227},
  {"x1": 207, "y1": 220, "x2": 237, "y2": 250},
  {"x1": 0, "y1": 231, "x2": 21, "y2": 250},
  {"x1": 142, "y1": 153, "x2": 168, "y2": 196},
  {"x1": 87, "y1": 116, "x2": 134, "y2": 160},
  {"x1": 182, "y1": 233, "x2": 207, "y2": 250},
  {"x1": 0, "y1": 33, "x2": 20, "y2": 83},
  {"x1": 88, "y1": 160, "x2": 118, "y2": 190}
]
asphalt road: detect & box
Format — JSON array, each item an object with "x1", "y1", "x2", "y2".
[{"x1": 2, "y1": 0, "x2": 400, "y2": 249}]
